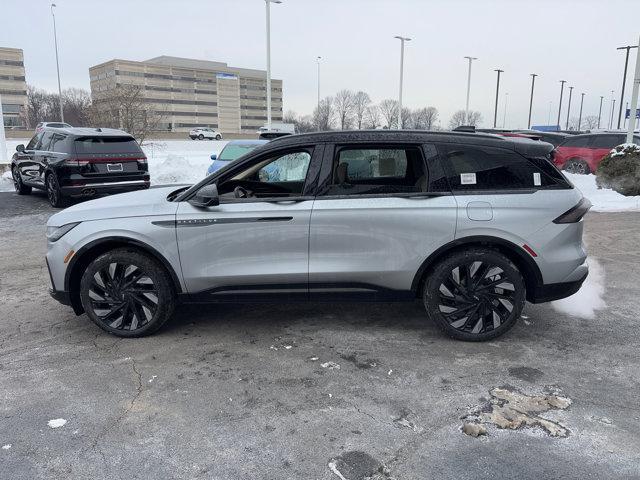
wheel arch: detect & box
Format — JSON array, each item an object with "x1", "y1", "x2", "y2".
[
  {"x1": 64, "y1": 236, "x2": 183, "y2": 314},
  {"x1": 411, "y1": 235, "x2": 543, "y2": 303}
]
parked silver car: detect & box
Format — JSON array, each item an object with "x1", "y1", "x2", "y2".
[{"x1": 46, "y1": 131, "x2": 590, "y2": 341}]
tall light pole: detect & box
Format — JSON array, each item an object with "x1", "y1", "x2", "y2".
[
  {"x1": 616, "y1": 45, "x2": 638, "y2": 129},
  {"x1": 316, "y1": 56, "x2": 321, "y2": 111},
  {"x1": 0, "y1": 94, "x2": 7, "y2": 163},
  {"x1": 528, "y1": 73, "x2": 537, "y2": 129},
  {"x1": 502, "y1": 92, "x2": 509, "y2": 128},
  {"x1": 557, "y1": 80, "x2": 566, "y2": 129},
  {"x1": 610, "y1": 98, "x2": 616, "y2": 130},
  {"x1": 577, "y1": 93, "x2": 585, "y2": 131},
  {"x1": 264, "y1": 0, "x2": 282, "y2": 130},
  {"x1": 608, "y1": 90, "x2": 615, "y2": 129},
  {"x1": 493, "y1": 69, "x2": 503, "y2": 128},
  {"x1": 547, "y1": 101, "x2": 552, "y2": 126},
  {"x1": 626, "y1": 35, "x2": 640, "y2": 143},
  {"x1": 565, "y1": 86, "x2": 574, "y2": 130},
  {"x1": 464, "y1": 56, "x2": 477, "y2": 125},
  {"x1": 598, "y1": 95, "x2": 603, "y2": 128},
  {"x1": 51, "y1": 3, "x2": 64, "y2": 122},
  {"x1": 394, "y1": 36, "x2": 411, "y2": 129}
]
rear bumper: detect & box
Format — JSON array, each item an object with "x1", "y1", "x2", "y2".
[
  {"x1": 529, "y1": 269, "x2": 588, "y2": 303},
  {"x1": 61, "y1": 179, "x2": 150, "y2": 197}
]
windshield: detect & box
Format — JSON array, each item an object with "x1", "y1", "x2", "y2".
[{"x1": 218, "y1": 144, "x2": 262, "y2": 161}]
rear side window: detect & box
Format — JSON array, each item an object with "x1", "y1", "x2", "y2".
[
  {"x1": 591, "y1": 135, "x2": 624, "y2": 149},
  {"x1": 50, "y1": 134, "x2": 68, "y2": 153},
  {"x1": 560, "y1": 136, "x2": 591, "y2": 148},
  {"x1": 74, "y1": 136, "x2": 142, "y2": 155},
  {"x1": 438, "y1": 144, "x2": 566, "y2": 191}
]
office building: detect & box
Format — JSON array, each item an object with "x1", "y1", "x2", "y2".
[{"x1": 0, "y1": 47, "x2": 27, "y2": 128}]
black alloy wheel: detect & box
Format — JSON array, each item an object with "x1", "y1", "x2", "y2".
[
  {"x1": 80, "y1": 249, "x2": 175, "y2": 337},
  {"x1": 564, "y1": 158, "x2": 590, "y2": 175},
  {"x1": 12, "y1": 167, "x2": 31, "y2": 195},
  {"x1": 46, "y1": 173, "x2": 65, "y2": 207},
  {"x1": 424, "y1": 248, "x2": 525, "y2": 341}
]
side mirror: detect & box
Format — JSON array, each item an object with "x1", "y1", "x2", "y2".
[
  {"x1": 16, "y1": 144, "x2": 25, "y2": 153},
  {"x1": 210, "y1": 152, "x2": 218, "y2": 161},
  {"x1": 189, "y1": 183, "x2": 219, "y2": 208}
]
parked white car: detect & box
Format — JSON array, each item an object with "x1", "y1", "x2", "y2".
[{"x1": 189, "y1": 127, "x2": 222, "y2": 140}]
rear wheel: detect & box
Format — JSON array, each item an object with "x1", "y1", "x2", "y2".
[
  {"x1": 215, "y1": 134, "x2": 222, "y2": 140},
  {"x1": 80, "y1": 249, "x2": 175, "y2": 337},
  {"x1": 423, "y1": 248, "x2": 526, "y2": 341},
  {"x1": 198, "y1": 134, "x2": 204, "y2": 140},
  {"x1": 46, "y1": 173, "x2": 66, "y2": 208},
  {"x1": 564, "y1": 158, "x2": 590, "y2": 175},
  {"x1": 12, "y1": 167, "x2": 31, "y2": 195}
]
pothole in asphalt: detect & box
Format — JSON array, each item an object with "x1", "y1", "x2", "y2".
[
  {"x1": 328, "y1": 451, "x2": 391, "y2": 480},
  {"x1": 463, "y1": 386, "x2": 572, "y2": 437}
]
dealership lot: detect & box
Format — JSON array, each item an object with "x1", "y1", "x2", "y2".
[{"x1": 1, "y1": 192, "x2": 639, "y2": 479}]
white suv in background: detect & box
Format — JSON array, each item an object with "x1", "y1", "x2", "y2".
[{"x1": 189, "y1": 127, "x2": 222, "y2": 140}]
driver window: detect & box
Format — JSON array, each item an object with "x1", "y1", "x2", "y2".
[
  {"x1": 218, "y1": 149, "x2": 312, "y2": 200},
  {"x1": 25, "y1": 132, "x2": 43, "y2": 150}
]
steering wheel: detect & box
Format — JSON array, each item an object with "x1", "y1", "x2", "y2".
[{"x1": 233, "y1": 186, "x2": 251, "y2": 198}]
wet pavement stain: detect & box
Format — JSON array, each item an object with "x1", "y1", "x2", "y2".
[
  {"x1": 463, "y1": 386, "x2": 572, "y2": 437},
  {"x1": 328, "y1": 451, "x2": 387, "y2": 480},
  {"x1": 508, "y1": 366, "x2": 544, "y2": 383}
]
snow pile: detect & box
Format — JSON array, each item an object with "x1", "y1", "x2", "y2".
[
  {"x1": 0, "y1": 170, "x2": 12, "y2": 191},
  {"x1": 565, "y1": 173, "x2": 640, "y2": 212},
  {"x1": 609, "y1": 143, "x2": 640, "y2": 158},
  {"x1": 47, "y1": 418, "x2": 67, "y2": 429},
  {"x1": 552, "y1": 258, "x2": 605, "y2": 319}
]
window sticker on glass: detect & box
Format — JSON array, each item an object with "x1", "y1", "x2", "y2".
[
  {"x1": 460, "y1": 173, "x2": 477, "y2": 185},
  {"x1": 533, "y1": 172, "x2": 541, "y2": 186}
]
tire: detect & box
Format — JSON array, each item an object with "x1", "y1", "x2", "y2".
[
  {"x1": 12, "y1": 167, "x2": 32, "y2": 195},
  {"x1": 79, "y1": 248, "x2": 175, "y2": 338},
  {"x1": 423, "y1": 248, "x2": 526, "y2": 341},
  {"x1": 46, "y1": 172, "x2": 66, "y2": 208},
  {"x1": 198, "y1": 134, "x2": 204, "y2": 140},
  {"x1": 563, "y1": 158, "x2": 590, "y2": 175},
  {"x1": 215, "y1": 134, "x2": 222, "y2": 140}
]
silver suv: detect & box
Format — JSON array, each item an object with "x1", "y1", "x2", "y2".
[{"x1": 46, "y1": 131, "x2": 590, "y2": 341}]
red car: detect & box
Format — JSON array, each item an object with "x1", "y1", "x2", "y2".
[{"x1": 554, "y1": 133, "x2": 640, "y2": 174}]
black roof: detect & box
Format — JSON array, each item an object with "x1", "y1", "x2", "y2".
[{"x1": 267, "y1": 129, "x2": 554, "y2": 156}]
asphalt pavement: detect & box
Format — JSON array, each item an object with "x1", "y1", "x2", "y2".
[{"x1": 0, "y1": 191, "x2": 639, "y2": 479}]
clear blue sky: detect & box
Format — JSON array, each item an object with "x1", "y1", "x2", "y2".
[{"x1": 2, "y1": 0, "x2": 639, "y2": 128}]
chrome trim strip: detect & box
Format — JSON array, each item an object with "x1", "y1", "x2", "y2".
[
  {"x1": 83, "y1": 180, "x2": 149, "y2": 187},
  {"x1": 152, "y1": 217, "x2": 293, "y2": 228}
]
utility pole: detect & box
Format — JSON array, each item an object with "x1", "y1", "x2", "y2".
[
  {"x1": 528, "y1": 73, "x2": 537, "y2": 129},
  {"x1": 493, "y1": 69, "x2": 503, "y2": 128},
  {"x1": 557, "y1": 80, "x2": 566, "y2": 129},
  {"x1": 502, "y1": 92, "x2": 509, "y2": 128},
  {"x1": 464, "y1": 56, "x2": 478, "y2": 124},
  {"x1": 609, "y1": 98, "x2": 617, "y2": 129},
  {"x1": 264, "y1": 0, "x2": 282, "y2": 130},
  {"x1": 626, "y1": 34, "x2": 640, "y2": 143},
  {"x1": 577, "y1": 93, "x2": 585, "y2": 131},
  {"x1": 394, "y1": 36, "x2": 411, "y2": 129},
  {"x1": 0, "y1": 94, "x2": 6, "y2": 163},
  {"x1": 616, "y1": 44, "x2": 639, "y2": 129},
  {"x1": 51, "y1": 3, "x2": 64, "y2": 122},
  {"x1": 565, "y1": 86, "x2": 574, "y2": 130},
  {"x1": 316, "y1": 56, "x2": 321, "y2": 111},
  {"x1": 598, "y1": 95, "x2": 604, "y2": 128}
]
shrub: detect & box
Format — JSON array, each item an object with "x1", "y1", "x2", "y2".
[{"x1": 595, "y1": 143, "x2": 640, "y2": 196}]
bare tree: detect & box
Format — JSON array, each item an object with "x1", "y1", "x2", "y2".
[
  {"x1": 352, "y1": 91, "x2": 371, "y2": 129},
  {"x1": 283, "y1": 110, "x2": 315, "y2": 133},
  {"x1": 22, "y1": 85, "x2": 50, "y2": 128},
  {"x1": 379, "y1": 99, "x2": 399, "y2": 129},
  {"x1": 313, "y1": 96, "x2": 334, "y2": 131},
  {"x1": 90, "y1": 84, "x2": 167, "y2": 144},
  {"x1": 62, "y1": 88, "x2": 91, "y2": 126},
  {"x1": 449, "y1": 109, "x2": 482, "y2": 129},
  {"x1": 333, "y1": 89, "x2": 356, "y2": 130},
  {"x1": 582, "y1": 115, "x2": 599, "y2": 130},
  {"x1": 400, "y1": 107, "x2": 413, "y2": 129},
  {"x1": 363, "y1": 105, "x2": 381, "y2": 129},
  {"x1": 412, "y1": 106, "x2": 439, "y2": 130}
]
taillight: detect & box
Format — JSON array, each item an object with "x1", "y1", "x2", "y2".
[{"x1": 553, "y1": 197, "x2": 592, "y2": 224}]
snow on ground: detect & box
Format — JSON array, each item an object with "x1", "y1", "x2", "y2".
[
  {"x1": 47, "y1": 418, "x2": 67, "y2": 428},
  {"x1": 552, "y1": 258, "x2": 606, "y2": 319},
  {"x1": 2, "y1": 139, "x2": 640, "y2": 213}
]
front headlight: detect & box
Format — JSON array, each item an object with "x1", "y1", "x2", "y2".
[{"x1": 46, "y1": 222, "x2": 80, "y2": 242}]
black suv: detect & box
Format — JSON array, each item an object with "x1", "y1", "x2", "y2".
[{"x1": 11, "y1": 127, "x2": 150, "y2": 207}]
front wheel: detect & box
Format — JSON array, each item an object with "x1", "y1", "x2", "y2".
[
  {"x1": 564, "y1": 158, "x2": 590, "y2": 175},
  {"x1": 80, "y1": 249, "x2": 175, "y2": 337},
  {"x1": 215, "y1": 134, "x2": 222, "y2": 140},
  {"x1": 12, "y1": 167, "x2": 32, "y2": 195},
  {"x1": 198, "y1": 134, "x2": 204, "y2": 140},
  {"x1": 423, "y1": 248, "x2": 526, "y2": 341}
]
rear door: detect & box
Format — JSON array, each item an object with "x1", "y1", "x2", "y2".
[
  {"x1": 34, "y1": 130, "x2": 56, "y2": 185},
  {"x1": 308, "y1": 142, "x2": 457, "y2": 299}
]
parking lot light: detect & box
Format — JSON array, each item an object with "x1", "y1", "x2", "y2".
[
  {"x1": 464, "y1": 56, "x2": 478, "y2": 125},
  {"x1": 557, "y1": 80, "x2": 566, "y2": 129},
  {"x1": 493, "y1": 69, "x2": 504, "y2": 128},
  {"x1": 394, "y1": 36, "x2": 411, "y2": 129},
  {"x1": 566, "y1": 86, "x2": 574, "y2": 130},
  {"x1": 528, "y1": 73, "x2": 538, "y2": 129},
  {"x1": 264, "y1": 0, "x2": 282, "y2": 131},
  {"x1": 50, "y1": 3, "x2": 64, "y2": 123}
]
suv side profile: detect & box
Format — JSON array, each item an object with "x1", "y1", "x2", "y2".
[
  {"x1": 12, "y1": 127, "x2": 150, "y2": 207},
  {"x1": 46, "y1": 131, "x2": 590, "y2": 341},
  {"x1": 554, "y1": 133, "x2": 640, "y2": 174},
  {"x1": 189, "y1": 127, "x2": 222, "y2": 140}
]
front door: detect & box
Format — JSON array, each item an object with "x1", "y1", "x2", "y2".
[
  {"x1": 308, "y1": 143, "x2": 458, "y2": 300},
  {"x1": 15, "y1": 132, "x2": 43, "y2": 186},
  {"x1": 176, "y1": 144, "x2": 322, "y2": 301}
]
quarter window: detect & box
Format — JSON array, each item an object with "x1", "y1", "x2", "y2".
[
  {"x1": 39, "y1": 131, "x2": 55, "y2": 151},
  {"x1": 561, "y1": 136, "x2": 591, "y2": 148},
  {"x1": 591, "y1": 135, "x2": 624, "y2": 149},
  {"x1": 322, "y1": 146, "x2": 428, "y2": 196},
  {"x1": 439, "y1": 144, "x2": 557, "y2": 190}
]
